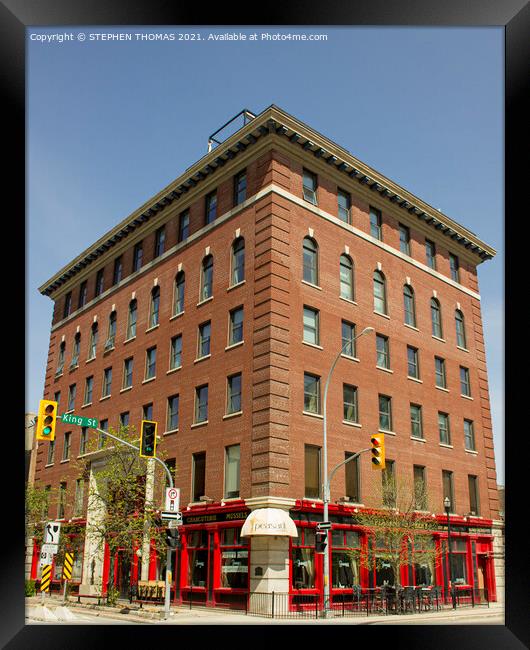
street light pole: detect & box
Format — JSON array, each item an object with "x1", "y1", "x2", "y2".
[
  {"x1": 444, "y1": 497, "x2": 456, "y2": 609},
  {"x1": 321, "y1": 326, "x2": 374, "y2": 617}
]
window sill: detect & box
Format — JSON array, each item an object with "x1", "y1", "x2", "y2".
[
  {"x1": 55, "y1": 372, "x2": 64, "y2": 379},
  {"x1": 167, "y1": 366, "x2": 182, "y2": 375},
  {"x1": 302, "y1": 341, "x2": 323, "y2": 350},
  {"x1": 379, "y1": 429, "x2": 396, "y2": 436},
  {"x1": 376, "y1": 366, "x2": 393, "y2": 374},
  {"x1": 191, "y1": 421, "x2": 208, "y2": 429},
  {"x1": 60, "y1": 459, "x2": 70, "y2": 464},
  {"x1": 374, "y1": 311, "x2": 390, "y2": 320},
  {"x1": 142, "y1": 377, "x2": 156, "y2": 384},
  {"x1": 465, "y1": 448, "x2": 478, "y2": 455},
  {"x1": 410, "y1": 436, "x2": 426, "y2": 443},
  {"x1": 225, "y1": 341, "x2": 244, "y2": 351},
  {"x1": 86, "y1": 357, "x2": 96, "y2": 364},
  {"x1": 120, "y1": 386, "x2": 132, "y2": 393},
  {"x1": 404, "y1": 323, "x2": 419, "y2": 332},
  {"x1": 339, "y1": 296, "x2": 357, "y2": 306},
  {"x1": 342, "y1": 420, "x2": 361, "y2": 428},
  {"x1": 100, "y1": 395, "x2": 111, "y2": 402},
  {"x1": 432, "y1": 336, "x2": 446, "y2": 343},
  {"x1": 145, "y1": 324, "x2": 160, "y2": 334},
  {"x1": 456, "y1": 346, "x2": 469, "y2": 353},
  {"x1": 170, "y1": 311, "x2": 185, "y2": 321},
  {"x1": 81, "y1": 402, "x2": 92, "y2": 408},
  {"x1": 103, "y1": 346, "x2": 115, "y2": 354},
  {"x1": 124, "y1": 336, "x2": 136, "y2": 345},
  {"x1": 197, "y1": 296, "x2": 214, "y2": 307},
  {"x1": 164, "y1": 428, "x2": 179, "y2": 436},
  {"x1": 227, "y1": 280, "x2": 245, "y2": 292},
  {"x1": 223, "y1": 411, "x2": 243, "y2": 420},
  {"x1": 44, "y1": 463, "x2": 54, "y2": 468},
  {"x1": 301, "y1": 280, "x2": 322, "y2": 291},
  {"x1": 69, "y1": 364, "x2": 79, "y2": 372},
  {"x1": 341, "y1": 354, "x2": 360, "y2": 362},
  {"x1": 64, "y1": 409, "x2": 74, "y2": 415},
  {"x1": 194, "y1": 354, "x2": 211, "y2": 364},
  {"x1": 435, "y1": 386, "x2": 450, "y2": 393},
  {"x1": 439, "y1": 443, "x2": 453, "y2": 449},
  {"x1": 303, "y1": 411, "x2": 323, "y2": 420},
  {"x1": 221, "y1": 497, "x2": 242, "y2": 503},
  {"x1": 407, "y1": 376, "x2": 423, "y2": 383},
  {"x1": 461, "y1": 394, "x2": 473, "y2": 400}
]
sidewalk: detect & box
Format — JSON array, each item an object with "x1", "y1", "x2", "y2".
[{"x1": 26, "y1": 595, "x2": 504, "y2": 625}]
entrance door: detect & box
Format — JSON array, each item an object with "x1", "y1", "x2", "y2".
[
  {"x1": 477, "y1": 556, "x2": 486, "y2": 591},
  {"x1": 116, "y1": 550, "x2": 131, "y2": 599}
]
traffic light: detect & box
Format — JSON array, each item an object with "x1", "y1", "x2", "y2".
[
  {"x1": 140, "y1": 420, "x2": 157, "y2": 458},
  {"x1": 166, "y1": 528, "x2": 180, "y2": 549},
  {"x1": 35, "y1": 400, "x2": 58, "y2": 441},
  {"x1": 315, "y1": 530, "x2": 327, "y2": 554},
  {"x1": 370, "y1": 434, "x2": 385, "y2": 470}
]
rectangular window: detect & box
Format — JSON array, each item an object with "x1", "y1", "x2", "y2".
[
  {"x1": 304, "y1": 373, "x2": 321, "y2": 414},
  {"x1": 224, "y1": 444, "x2": 240, "y2": 498},
  {"x1": 205, "y1": 191, "x2": 217, "y2": 224},
  {"x1": 142, "y1": 404, "x2": 153, "y2": 420},
  {"x1": 195, "y1": 385, "x2": 208, "y2": 423},
  {"x1": 112, "y1": 256, "x2": 123, "y2": 285},
  {"x1": 227, "y1": 373, "x2": 242, "y2": 414},
  {"x1": 167, "y1": 395, "x2": 179, "y2": 431},
  {"x1": 413, "y1": 465, "x2": 427, "y2": 510},
  {"x1": 170, "y1": 334, "x2": 182, "y2": 370},
  {"x1": 341, "y1": 320, "x2": 356, "y2": 357},
  {"x1": 399, "y1": 224, "x2": 411, "y2": 255},
  {"x1": 337, "y1": 189, "x2": 351, "y2": 223},
  {"x1": 101, "y1": 368, "x2": 112, "y2": 398},
  {"x1": 57, "y1": 482, "x2": 67, "y2": 519},
  {"x1": 382, "y1": 460, "x2": 396, "y2": 507},
  {"x1": 74, "y1": 478, "x2": 84, "y2": 517},
  {"x1": 79, "y1": 427, "x2": 88, "y2": 455},
  {"x1": 178, "y1": 210, "x2": 190, "y2": 243},
  {"x1": 229, "y1": 306, "x2": 244, "y2": 346},
  {"x1": 449, "y1": 253, "x2": 460, "y2": 282},
  {"x1": 304, "y1": 445, "x2": 321, "y2": 499},
  {"x1": 468, "y1": 475, "x2": 480, "y2": 515},
  {"x1": 435, "y1": 357, "x2": 447, "y2": 389},
  {"x1": 303, "y1": 306, "x2": 319, "y2": 345},
  {"x1": 234, "y1": 170, "x2": 247, "y2": 205},
  {"x1": 407, "y1": 346, "x2": 420, "y2": 379},
  {"x1": 345, "y1": 452, "x2": 360, "y2": 502},
  {"x1": 127, "y1": 302, "x2": 137, "y2": 340},
  {"x1": 84, "y1": 376, "x2": 93, "y2": 405},
  {"x1": 98, "y1": 419, "x2": 108, "y2": 449},
  {"x1": 460, "y1": 366, "x2": 471, "y2": 396},
  {"x1": 54, "y1": 391, "x2": 61, "y2": 406},
  {"x1": 47, "y1": 440, "x2": 55, "y2": 465},
  {"x1": 438, "y1": 412, "x2": 451, "y2": 445},
  {"x1": 119, "y1": 411, "x2": 129, "y2": 428},
  {"x1": 343, "y1": 384, "x2": 358, "y2": 423},
  {"x1": 63, "y1": 292, "x2": 72, "y2": 319},
  {"x1": 425, "y1": 240, "x2": 436, "y2": 269},
  {"x1": 132, "y1": 241, "x2": 143, "y2": 272},
  {"x1": 442, "y1": 470, "x2": 455, "y2": 512},
  {"x1": 378, "y1": 394, "x2": 392, "y2": 431},
  {"x1": 62, "y1": 432, "x2": 71, "y2": 461},
  {"x1": 302, "y1": 169, "x2": 318, "y2": 205},
  {"x1": 192, "y1": 452, "x2": 206, "y2": 501},
  {"x1": 376, "y1": 334, "x2": 390, "y2": 369},
  {"x1": 369, "y1": 206, "x2": 382, "y2": 240},
  {"x1": 155, "y1": 226, "x2": 166, "y2": 257},
  {"x1": 78, "y1": 281, "x2": 88, "y2": 309},
  {"x1": 95, "y1": 269, "x2": 105, "y2": 297},
  {"x1": 67, "y1": 384, "x2": 76, "y2": 412},
  {"x1": 410, "y1": 404, "x2": 423, "y2": 439},
  {"x1": 198, "y1": 321, "x2": 211, "y2": 358},
  {"x1": 145, "y1": 347, "x2": 156, "y2": 380},
  {"x1": 123, "y1": 357, "x2": 133, "y2": 389},
  {"x1": 464, "y1": 419, "x2": 476, "y2": 451}
]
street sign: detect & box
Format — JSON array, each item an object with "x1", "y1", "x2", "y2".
[
  {"x1": 161, "y1": 511, "x2": 183, "y2": 525},
  {"x1": 40, "y1": 564, "x2": 52, "y2": 592},
  {"x1": 44, "y1": 521, "x2": 61, "y2": 544},
  {"x1": 316, "y1": 521, "x2": 332, "y2": 530},
  {"x1": 41, "y1": 543, "x2": 59, "y2": 555},
  {"x1": 62, "y1": 552, "x2": 74, "y2": 580},
  {"x1": 39, "y1": 549, "x2": 54, "y2": 566},
  {"x1": 61, "y1": 413, "x2": 99, "y2": 428},
  {"x1": 168, "y1": 519, "x2": 179, "y2": 529},
  {"x1": 165, "y1": 487, "x2": 180, "y2": 512}
]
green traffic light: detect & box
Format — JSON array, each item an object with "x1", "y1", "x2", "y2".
[{"x1": 43, "y1": 427, "x2": 52, "y2": 435}]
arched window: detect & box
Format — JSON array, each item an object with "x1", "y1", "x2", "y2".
[
  {"x1": 149, "y1": 286, "x2": 160, "y2": 329},
  {"x1": 56, "y1": 341, "x2": 66, "y2": 375},
  {"x1": 127, "y1": 299, "x2": 137, "y2": 339},
  {"x1": 174, "y1": 271, "x2": 185, "y2": 315},
  {"x1": 339, "y1": 254, "x2": 354, "y2": 301},
  {"x1": 303, "y1": 237, "x2": 319, "y2": 285},
  {"x1": 88, "y1": 322, "x2": 98, "y2": 360},
  {"x1": 106, "y1": 311, "x2": 117, "y2": 349},
  {"x1": 431, "y1": 298, "x2": 443, "y2": 338},
  {"x1": 455, "y1": 309, "x2": 467, "y2": 348},
  {"x1": 373, "y1": 270, "x2": 387, "y2": 315},
  {"x1": 403, "y1": 284, "x2": 416, "y2": 327},
  {"x1": 231, "y1": 237, "x2": 245, "y2": 286},
  {"x1": 200, "y1": 255, "x2": 214, "y2": 301},
  {"x1": 70, "y1": 333, "x2": 81, "y2": 368}
]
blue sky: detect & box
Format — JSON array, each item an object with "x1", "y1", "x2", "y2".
[{"x1": 27, "y1": 26, "x2": 504, "y2": 482}]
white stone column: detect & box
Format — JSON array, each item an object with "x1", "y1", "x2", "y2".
[
  {"x1": 140, "y1": 458, "x2": 156, "y2": 580},
  {"x1": 491, "y1": 519, "x2": 505, "y2": 603},
  {"x1": 79, "y1": 459, "x2": 107, "y2": 596}
]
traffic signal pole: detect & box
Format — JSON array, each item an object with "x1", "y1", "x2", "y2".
[{"x1": 93, "y1": 426, "x2": 174, "y2": 620}]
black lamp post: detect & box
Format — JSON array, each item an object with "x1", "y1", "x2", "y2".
[{"x1": 444, "y1": 497, "x2": 456, "y2": 609}]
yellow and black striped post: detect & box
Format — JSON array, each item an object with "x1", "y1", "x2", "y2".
[
  {"x1": 62, "y1": 552, "x2": 74, "y2": 602},
  {"x1": 40, "y1": 564, "x2": 52, "y2": 595}
]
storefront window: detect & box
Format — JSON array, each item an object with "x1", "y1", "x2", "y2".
[
  {"x1": 449, "y1": 538, "x2": 468, "y2": 585},
  {"x1": 331, "y1": 529, "x2": 360, "y2": 589},
  {"x1": 414, "y1": 536, "x2": 435, "y2": 586},
  {"x1": 187, "y1": 530, "x2": 208, "y2": 588},
  {"x1": 220, "y1": 527, "x2": 248, "y2": 589},
  {"x1": 292, "y1": 527, "x2": 316, "y2": 589}
]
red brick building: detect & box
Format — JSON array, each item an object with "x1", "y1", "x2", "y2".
[{"x1": 33, "y1": 105, "x2": 501, "y2": 608}]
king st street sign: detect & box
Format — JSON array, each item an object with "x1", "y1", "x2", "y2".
[{"x1": 61, "y1": 413, "x2": 99, "y2": 428}]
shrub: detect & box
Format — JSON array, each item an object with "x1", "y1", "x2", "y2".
[{"x1": 25, "y1": 579, "x2": 36, "y2": 597}]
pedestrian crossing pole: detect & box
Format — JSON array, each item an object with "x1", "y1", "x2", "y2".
[{"x1": 62, "y1": 552, "x2": 74, "y2": 603}]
